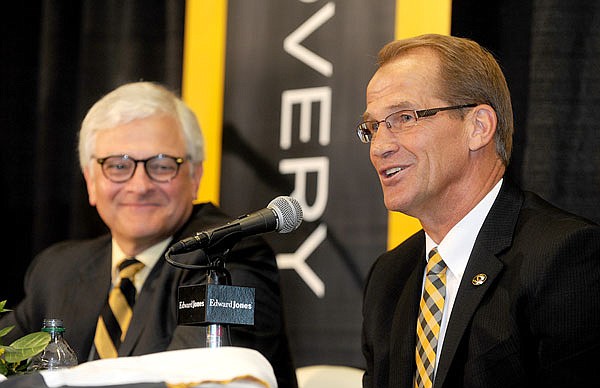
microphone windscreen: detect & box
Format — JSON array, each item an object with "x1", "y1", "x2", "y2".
[{"x1": 268, "y1": 196, "x2": 303, "y2": 233}]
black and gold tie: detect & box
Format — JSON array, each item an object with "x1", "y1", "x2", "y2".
[
  {"x1": 415, "y1": 248, "x2": 447, "y2": 388},
  {"x1": 94, "y1": 257, "x2": 144, "y2": 358}
]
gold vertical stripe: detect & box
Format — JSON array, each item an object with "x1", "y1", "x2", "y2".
[
  {"x1": 388, "y1": 0, "x2": 452, "y2": 249},
  {"x1": 395, "y1": 0, "x2": 452, "y2": 38},
  {"x1": 182, "y1": 0, "x2": 228, "y2": 205}
]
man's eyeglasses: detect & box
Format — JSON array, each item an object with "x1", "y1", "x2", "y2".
[
  {"x1": 95, "y1": 154, "x2": 186, "y2": 183},
  {"x1": 356, "y1": 103, "x2": 477, "y2": 143}
]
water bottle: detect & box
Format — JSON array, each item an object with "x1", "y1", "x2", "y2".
[{"x1": 28, "y1": 318, "x2": 78, "y2": 371}]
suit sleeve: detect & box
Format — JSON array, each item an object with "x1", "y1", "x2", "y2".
[{"x1": 531, "y1": 222, "x2": 600, "y2": 384}]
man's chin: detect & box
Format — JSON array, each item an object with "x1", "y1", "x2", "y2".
[
  {"x1": 383, "y1": 193, "x2": 408, "y2": 213},
  {"x1": 123, "y1": 223, "x2": 172, "y2": 241}
]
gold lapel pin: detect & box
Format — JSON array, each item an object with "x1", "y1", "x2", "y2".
[{"x1": 472, "y1": 273, "x2": 487, "y2": 286}]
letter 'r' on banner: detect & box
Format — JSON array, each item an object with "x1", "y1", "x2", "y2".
[{"x1": 387, "y1": 0, "x2": 451, "y2": 250}]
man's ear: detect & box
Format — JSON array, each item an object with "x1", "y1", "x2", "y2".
[
  {"x1": 191, "y1": 162, "x2": 204, "y2": 199},
  {"x1": 468, "y1": 104, "x2": 497, "y2": 151},
  {"x1": 83, "y1": 166, "x2": 97, "y2": 206}
]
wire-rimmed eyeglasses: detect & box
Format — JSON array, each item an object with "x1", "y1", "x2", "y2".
[
  {"x1": 95, "y1": 154, "x2": 186, "y2": 183},
  {"x1": 356, "y1": 103, "x2": 477, "y2": 143}
]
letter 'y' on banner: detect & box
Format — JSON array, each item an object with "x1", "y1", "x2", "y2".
[
  {"x1": 387, "y1": 0, "x2": 452, "y2": 250},
  {"x1": 182, "y1": 0, "x2": 228, "y2": 205}
]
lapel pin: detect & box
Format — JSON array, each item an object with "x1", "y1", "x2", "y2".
[{"x1": 472, "y1": 273, "x2": 487, "y2": 286}]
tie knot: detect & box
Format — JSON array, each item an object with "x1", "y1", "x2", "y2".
[
  {"x1": 118, "y1": 257, "x2": 144, "y2": 279},
  {"x1": 427, "y1": 248, "x2": 447, "y2": 275}
]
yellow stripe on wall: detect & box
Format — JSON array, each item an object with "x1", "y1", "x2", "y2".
[
  {"x1": 182, "y1": 0, "x2": 228, "y2": 205},
  {"x1": 387, "y1": 0, "x2": 452, "y2": 250},
  {"x1": 395, "y1": 0, "x2": 452, "y2": 38}
]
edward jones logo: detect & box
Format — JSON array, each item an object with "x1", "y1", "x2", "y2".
[
  {"x1": 209, "y1": 299, "x2": 253, "y2": 310},
  {"x1": 178, "y1": 300, "x2": 204, "y2": 309},
  {"x1": 178, "y1": 299, "x2": 253, "y2": 310}
]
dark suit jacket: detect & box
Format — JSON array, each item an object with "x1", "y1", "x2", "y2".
[
  {"x1": 362, "y1": 179, "x2": 600, "y2": 388},
  {"x1": 1, "y1": 202, "x2": 298, "y2": 388}
]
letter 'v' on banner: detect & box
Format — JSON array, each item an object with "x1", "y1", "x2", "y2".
[
  {"x1": 182, "y1": 0, "x2": 228, "y2": 205},
  {"x1": 387, "y1": 0, "x2": 452, "y2": 250}
]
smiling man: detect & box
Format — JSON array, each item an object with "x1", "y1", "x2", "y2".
[
  {"x1": 358, "y1": 34, "x2": 600, "y2": 388},
  {"x1": 1, "y1": 82, "x2": 298, "y2": 388}
]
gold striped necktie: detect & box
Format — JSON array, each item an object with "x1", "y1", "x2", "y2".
[
  {"x1": 415, "y1": 248, "x2": 447, "y2": 388},
  {"x1": 94, "y1": 257, "x2": 144, "y2": 358}
]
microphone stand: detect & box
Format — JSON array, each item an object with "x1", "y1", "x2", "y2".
[
  {"x1": 165, "y1": 239, "x2": 256, "y2": 351},
  {"x1": 204, "y1": 248, "x2": 232, "y2": 348}
]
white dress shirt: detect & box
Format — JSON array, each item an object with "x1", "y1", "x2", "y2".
[{"x1": 423, "y1": 178, "x2": 503, "y2": 376}]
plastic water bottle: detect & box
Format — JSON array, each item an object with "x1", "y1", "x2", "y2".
[{"x1": 28, "y1": 318, "x2": 78, "y2": 371}]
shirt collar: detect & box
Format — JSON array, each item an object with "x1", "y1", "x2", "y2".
[{"x1": 111, "y1": 238, "x2": 172, "y2": 281}]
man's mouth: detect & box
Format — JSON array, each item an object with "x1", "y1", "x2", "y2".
[{"x1": 384, "y1": 166, "x2": 404, "y2": 178}]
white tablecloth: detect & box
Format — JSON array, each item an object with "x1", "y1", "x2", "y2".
[{"x1": 2, "y1": 347, "x2": 277, "y2": 388}]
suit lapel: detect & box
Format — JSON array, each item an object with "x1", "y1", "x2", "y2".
[
  {"x1": 71, "y1": 246, "x2": 112, "y2": 311},
  {"x1": 434, "y1": 246, "x2": 503, "y2": 385},
  {"x1": 69, "y1": 243, "x2": 112, "y2": 358},
  {"x1": 435, "y1": 180, "x2": 523, "y2": 386}
]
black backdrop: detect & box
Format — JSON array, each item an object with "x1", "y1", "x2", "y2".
[{"x1": 2, "y1": 0, "x2": 599, "y2": 369}]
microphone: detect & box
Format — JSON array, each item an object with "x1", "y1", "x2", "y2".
[{"x1": 170, "y1": 196, "x2": 303, "y2": 253}]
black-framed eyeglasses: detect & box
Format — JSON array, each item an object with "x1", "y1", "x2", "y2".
[
  {"x1": 356, "y1": 103, "x2": 477, "y2": 143},
  {"x1": 95, "y1": 154, "x2": 186, "y2": 183}
]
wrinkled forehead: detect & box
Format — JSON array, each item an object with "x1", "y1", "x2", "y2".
[
  {"x1": 369, "y1": 48, "x2": 441, "y2": 92},
  {"x1": 364, "y1": 51, "x2": 442, "y2": 118},
  {"x1": 93, "y1": 115, "x2": 187, "y2": 156}
]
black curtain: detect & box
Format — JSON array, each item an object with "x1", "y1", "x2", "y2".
[
  {"x1": 521, "y1": 0, "x2": 600, "y2": 219},
  {"x1": 3, "y1": 0, "x2": 185, "y2": 304},
  {"x1": 453, "y1": 0, "x2": 600, "y2": 219},
  {"x1": 452, "y1": 0, "x2": 533, "y2": 185}
]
